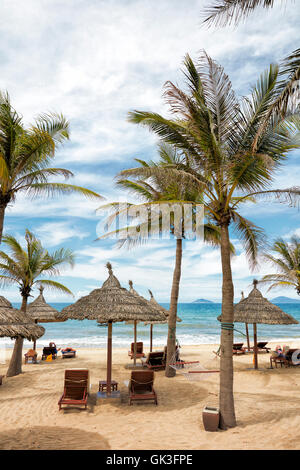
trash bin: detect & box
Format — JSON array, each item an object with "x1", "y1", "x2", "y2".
[{"x1": 202, "y1": 406, "x2": 220, "y2": 431}]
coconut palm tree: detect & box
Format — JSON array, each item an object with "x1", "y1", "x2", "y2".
[
  {"x1": 260, "y1": 236, "x2": 300, "y2": 295},
  {"x1": 97, "y1": 143, "x2": 226, "y2": 377},
  {"x1": 126, "y1": 52, "x2": 300, "y2": 428},
  {"x1": 202, "y1": 0, "x2": 292, "y2": 27},
  {"x1": 0, "y1": 91, "x2": 102, "y2": 242},
  {"x1": 0, "y1": 229, "x2": 74, "y2": 377}
]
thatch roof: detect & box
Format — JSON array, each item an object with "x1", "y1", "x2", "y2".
[
  {"x1": 218, "y1": 280, "x2": 299, "y2": 325},
  {"x1": 27, "y1": 286, "x2": 63, "y2": 323},
  {"x1": 58, "y1": 263, "x2": 166, "y2": 324},
  {"x1": 144, "y1": 289, "x2": 182, "y2": 325},
  {"x1": 0, "y1": 296, "x2": 45, "y2": 340}
]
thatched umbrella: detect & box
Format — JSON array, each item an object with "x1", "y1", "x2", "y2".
[
  {"x1": 218, "y1": 280, "x2": 298, "y2": 369},
  {"x1": 145, "y1": 290, "x2": 182, "y2": 352},
  {"x1": 0, "y1": 295, "x2": 45, "y2": 341},
  {"x1": 27, "y1": 285, "x2": 65, "y2": 350},
  {"x1": 59, "y1": 263, "x2": 165, "y2": 395}
]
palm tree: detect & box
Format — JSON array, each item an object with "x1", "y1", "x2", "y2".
[
  {"x1": 260, "y1": 236, "x2": 300, "y2": 294},
  {"x1": 98, "y1": 143, "x2": 226, "y2": 377},
  {"x1": 202, "y1": 0, "x2": 291, "y2": 27},
  {"x1": 0, "y1": 91, "x2": 102, "y2": 242},
  {"x1": 126, "y1": 52, "x2": 300, "y2": 428},
  {"x1": 0, "y1": 229, "x2": 74, "y2": 377}
]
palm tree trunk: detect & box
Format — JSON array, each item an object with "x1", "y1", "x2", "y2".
[
  {"x1": 219, "y1": 223, "x2": 236, "y2": 429},
  {"x1": 0, "y1": 204, "x2": 6, "y2": 244},
  {"x1": 165, "y1": 237, "x2": 182, "y2": 378},
  {"x1": 6, "y1": 296, "x2": 28, "y2": 377}
]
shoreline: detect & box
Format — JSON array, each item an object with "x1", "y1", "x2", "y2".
[{"x1": 1, "y1": 338, "x2": 300, "y2": 350}]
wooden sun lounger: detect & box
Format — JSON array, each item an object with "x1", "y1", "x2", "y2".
[
  {"x1": 58, "y1": 369, "x2": 89, "y2": 410},
  {"x1": 61, "y1": 348, "x2": 76, "y2": 359},
  {"x1": 142, "y1": 351, "x2": 165, "y2": 370},
  {"x1": 129, "y1": 370, "x2": 157, "y2": 405},
  {"x1": 233, "y1": 343, "x2": 246, "y2": 355},
  {"x1": 128, "y1": 342, "x2": 146, "y2": 359},
  {"x1": 249, "y1": 342, "x2": 271, "y2": 353},
  {"x1": 42, "y1": 347, "x2": 57, "y2": 360}
]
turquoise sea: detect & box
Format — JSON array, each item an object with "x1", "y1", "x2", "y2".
[{"x1": 5, "y1": 302, "x2": 300, "y2": 349}]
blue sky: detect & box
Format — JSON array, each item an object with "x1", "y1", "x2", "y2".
[{"x1": 0, "y1": 0, "x2": 299, "y2": 302}]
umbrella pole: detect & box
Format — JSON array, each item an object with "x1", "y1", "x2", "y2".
[
  {"x1": 134, "y1": 320, "x2": 137, "y2": 366},
  {"x1": 107, "y1": 321, "x2": 112, "y2": 395},
  {"x1": 33, "y1": 320, "x2": 37, "y2": 351},
  {"x1": 253, "y1": 323, "x2": 258, "y2": 369},
  {"x1": 150, "y1": 324, "x2": 153, "y2": 352},
  {"x1": 245, "y1": 323, "x2": 250, "y2": 352}
]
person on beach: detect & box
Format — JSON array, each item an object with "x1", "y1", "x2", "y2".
[{"x1": 49, "y1": 342, "x2": 60, "y2": 354}]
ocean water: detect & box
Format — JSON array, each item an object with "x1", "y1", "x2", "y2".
[{"x1": 5, "y1": 302, "x2": 300, "y2": 349}]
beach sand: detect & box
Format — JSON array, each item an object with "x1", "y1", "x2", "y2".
[{"x1": 0, "y1": 342, "x2": 299, "y2": 450}]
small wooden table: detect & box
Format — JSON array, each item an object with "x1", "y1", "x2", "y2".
[
  {"x1": 99, "y1": 380, "x2": 118, "y2": 392},
  {"x1": 270, "y1": 356, "x2": 286, "y2": 369}
]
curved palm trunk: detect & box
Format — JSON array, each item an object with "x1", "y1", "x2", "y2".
[
  {"x1": 165, "y1": 238, "x2": 182, "y2": 378},
  {"x1": 0, "y1": 204, "x2": 6, "y2": 244},
  {"x1": 6, "y1": 296, "x2": 28, "y2": 377},
  {"x1": 219, "y1": 223, "x2": 236, "y2": 429}
]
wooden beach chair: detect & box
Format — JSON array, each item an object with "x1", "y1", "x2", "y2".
[
  {"x1": 128, "y1": 342, "x2": 146, "y2": 359},
  {"x1": 256, "y1": 341, "x2": 271, "y2": 353},
  {"x1": 58, "y1": 369, "x2": 89, "y2": 410},
  {"x1": 129, "y1": 370, "x2": 157, "y2": 405},
  {"x1": 142, "y1": 351, "x2": 165, "y2": 370},
  {"x1": 232, "y1": 343, "x2": 246, "y2": 355},
  {"x1": 42, "y1": 346, "x2": 57, "y2": 360},
  {"x1": 61, "y1": 347, "x2": 77, "y2": 359},
  {"x1": 270, "y1": 354, "x2": 285, "y2": 368},
  {"x1": 249, "y1": 341, "x2": 271, "y2": 353}
]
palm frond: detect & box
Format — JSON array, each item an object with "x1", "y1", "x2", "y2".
[
  {"x1": 0, "y1": 274, "x2": 20, "y2": 287},
  {"x1": 21, "y1": 182, "x2": 103, "y2": 200},
  {"x1": 34, "y1": 112, "x2": 70, "y2": 144},
  {"x1": 202, "y1": 0, "x2": 277, "y2": 28},
  {"x1": 251, "y1": 49, "x2": 300, "y2": 151},
  {"x1": 248, "y1": 187, "x2": 300, "y2": 208},
  {"x1": 13, "y1": 168, "x2": 74, "y2": 190},
  {"x1": 232, "y1": 211, "x2": 265, "y2": 269},
  {"x1": 38, "y1": 279, "x2": 74, "y2": 296}
]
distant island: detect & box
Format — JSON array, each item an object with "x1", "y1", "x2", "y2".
[
  {"x1": 192, "y1": 298, "x2": 215, "y2": 304},
  {"x1": 271, "y1": 296, "x2": 300, "y2": 304}
]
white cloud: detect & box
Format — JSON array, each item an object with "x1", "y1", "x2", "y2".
[{"x1": 35, "y1": 221, "x2": 90, "y2": 247}]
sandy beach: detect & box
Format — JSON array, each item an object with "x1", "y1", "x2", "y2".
[{"x1": 0, "y1": 342, "x2": 299, "y2": 450}]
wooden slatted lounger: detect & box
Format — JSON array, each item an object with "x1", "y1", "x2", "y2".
[
  {"x1": 233, "y1": 343, "x2": 246, "y2": 355},
  {"x1": 58, "y1": 369, "x2": 89, "y2": 410},
  {"x1": 128, "y1": 342, "x2": 146, "y2": 359},
  {"x1": 142, "y1": 351, "x2": 165, "y2": 370},
  {"x1": 129, "y1": 370, "x2": 157, "y2": 405}
]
